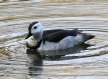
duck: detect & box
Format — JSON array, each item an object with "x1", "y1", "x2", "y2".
[{"x1": 25, "y1": 21, "x2": 95, "y2": 50}]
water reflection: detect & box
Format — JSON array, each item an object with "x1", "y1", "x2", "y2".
[
  {"x1": 26, "y1": 44, "x2": 91, "y2": 77},
  {"x1": 27, "y1": 50, "x2": 43, "y2": 76},
  {"x1": 0, "y1": 0, "x2": 108, "y2": 78},
  {"x1": 27, "y1": 43, "x2": 91, "y2": 61}
]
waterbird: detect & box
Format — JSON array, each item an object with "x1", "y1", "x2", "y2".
[{"x1": 25, "y1": 21, "x2": 95, "y2": 50}]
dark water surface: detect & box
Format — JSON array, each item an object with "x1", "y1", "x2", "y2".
[{"x1": 0, "y1": 0, "x2": 108, "y2": 79}]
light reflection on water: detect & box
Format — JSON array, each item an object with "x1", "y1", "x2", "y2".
[{"x1": 0, "y1": 0, "x2": 108, "y2": 79}]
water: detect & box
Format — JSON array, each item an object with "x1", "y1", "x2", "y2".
[{"x1": 0, "y1": 0, "x2": 108, "y2": 79}]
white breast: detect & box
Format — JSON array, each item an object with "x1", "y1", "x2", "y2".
[{"x1": 26, "y1": 36, "x2": 38, "y2": 47}]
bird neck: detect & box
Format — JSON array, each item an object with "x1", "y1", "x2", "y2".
[{"x1": 33, "y1": 31, "x2": 43, "y2": 41}]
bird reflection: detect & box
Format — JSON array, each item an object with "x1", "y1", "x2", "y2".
[
  {"x1": 27, "y1": 43, "x2": 91, "y2": 60},
  {"x1": 26, "y1": 49, "x2": 43, "y2": 76},
  {"x1": 26, "y1": 43, "x2": 91, "y2": 77},
  {"x1": 39, "y1": 43, "x2": 91, "y2": 60}
]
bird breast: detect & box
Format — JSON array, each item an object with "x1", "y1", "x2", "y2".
[{"x1": 26, "y1": 36, "x2": 38, "y2": 47}]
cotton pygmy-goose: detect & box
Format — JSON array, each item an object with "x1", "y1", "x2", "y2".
[{"x1": 25, "y1": 21, "x2": 95, "y2": 50}]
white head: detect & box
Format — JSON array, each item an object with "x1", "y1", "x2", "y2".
[
  {"x1": 25, "y1": 21, "x2": 43, "y2": 40},
  {"x1": 31, "y1": 22, "x2": 43, "y2": 35}
]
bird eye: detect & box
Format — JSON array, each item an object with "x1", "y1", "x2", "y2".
[{"x1": 34, "y1": 26, "x2": 37, "y2": 29}]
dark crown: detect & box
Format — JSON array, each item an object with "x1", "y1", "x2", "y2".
[{"x1": 28, "y1": 21, "x2": 39, "y2": 31}]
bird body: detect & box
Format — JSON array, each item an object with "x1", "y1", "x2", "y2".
[{"x1": 25, "y1": 22, "x2": 95, "y2": 50}]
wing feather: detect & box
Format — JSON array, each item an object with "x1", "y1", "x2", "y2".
[{"x1": 43, "y1": 29, "x2": 78, "y2": 43}]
